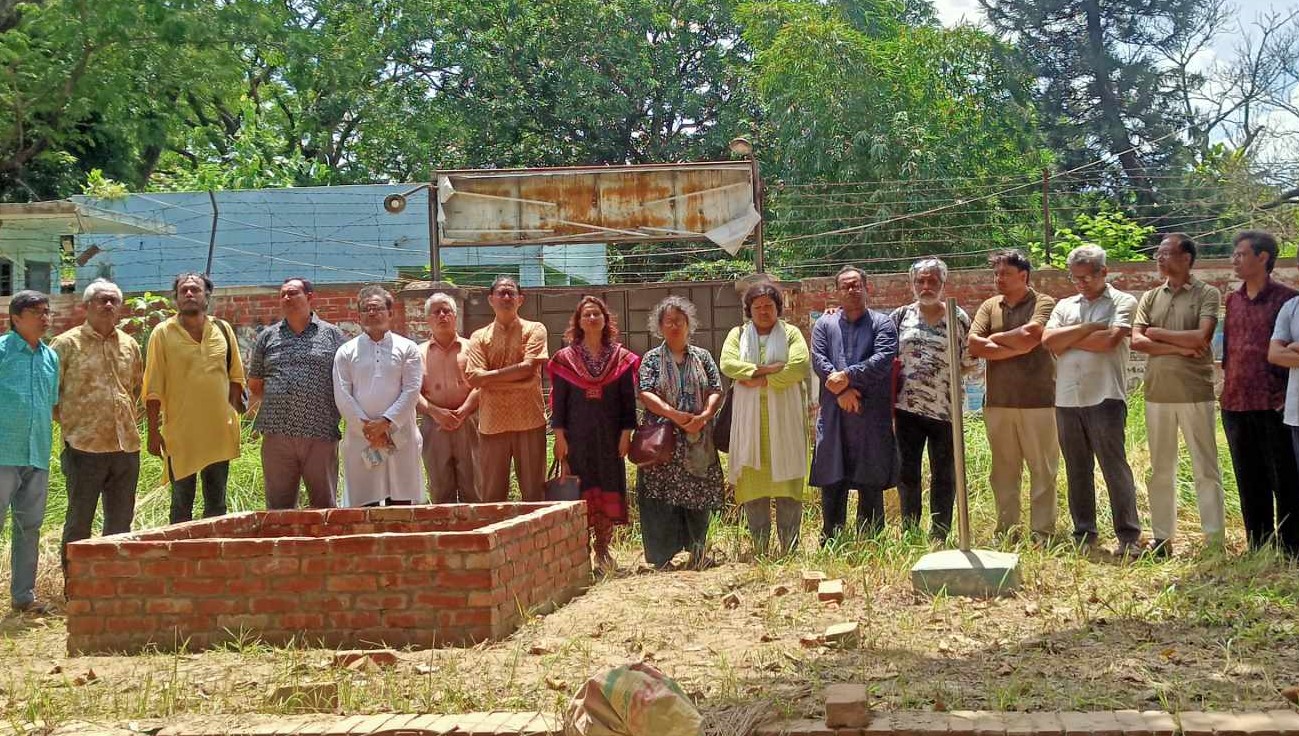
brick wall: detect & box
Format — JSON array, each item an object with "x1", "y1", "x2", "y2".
[
  {"x1": 4, "y1": 259, "x2": 1289, "y2": 348},
  {"x1": 64, "y1": 503, "x2": 590, "y2": 654}
]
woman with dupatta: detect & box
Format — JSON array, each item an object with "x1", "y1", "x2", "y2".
[
  {"x1": 635, "y1": 295, "x2": 725, "y2": 570},
  {"x1": 720, "y1": 281, "x2": 810, "y2": 557},
  {"x1": 548, "y1": 296, "x2": 640, "y2": 571}
]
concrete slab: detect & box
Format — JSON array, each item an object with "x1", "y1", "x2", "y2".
[{"x1": 910, "y1": 549, "x2": 1021, "y2": 598}]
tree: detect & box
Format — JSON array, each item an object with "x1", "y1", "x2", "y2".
[
  {"x1": 978, "y1": 0, "x2": 1211, "y2": 202},
  {"x1": 739, "y1": 0, "x2": 1050, "y2": 272}
]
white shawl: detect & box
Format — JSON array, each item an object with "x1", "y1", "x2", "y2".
[{"x1": 728, "y1": 321, "x2": 806, "y2": 483}]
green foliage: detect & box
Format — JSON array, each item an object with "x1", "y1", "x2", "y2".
[
  {"x1": 663, "y1": 258, "x2": 772, "y2": 282},
  {"x1": 120, "y1": 291, "x2": 173, "y2": 353},
  {"x1": 81, "y1": 169, "x2": 129, "y2": 200},
  {"x1": 1031, "y1": 207, "x2": 1154, "y2": 266}
]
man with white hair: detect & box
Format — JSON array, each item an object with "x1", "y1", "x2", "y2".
[
  {"x1": 50, "y1": 279, "x2": 143, "y2": 568},
  {"x1": 890, "y1": 258, "x2": 976, "y2": 543},
  {"x1": 417, "y1": 292, "x2": 480, "y2": 502},
  {"x1": 1043, "y1": 246, "x2": 1143, "y2": 556}
]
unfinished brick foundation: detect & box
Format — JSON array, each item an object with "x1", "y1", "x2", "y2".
[{"x1": 64, "y1": 502, "x2": 590, "y2": 654}]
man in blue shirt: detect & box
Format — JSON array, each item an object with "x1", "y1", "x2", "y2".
[{"x1": 0, "y1": 290, "x2": 60, "y2": 614}]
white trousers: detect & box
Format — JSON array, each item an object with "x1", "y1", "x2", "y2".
[{"x1": 1144, "y1": 401, "x2": 1225, "y2": 541}]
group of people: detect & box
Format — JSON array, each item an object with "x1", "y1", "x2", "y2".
[{"x1": 1, "y1": 227, "x2": 1296, "y2": 615}]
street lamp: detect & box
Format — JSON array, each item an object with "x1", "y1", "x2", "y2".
[
  {"x1": 729, "y1": 136, "x2": 764, "y2": 273},
  {"x1": 382, "y1": 180, "x2": 441, "y2": 283}
]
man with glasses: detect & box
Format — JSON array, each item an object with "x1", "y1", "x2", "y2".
[
  {"x1": 466, "y1": 276, "x2": 549, "y2": 502},
  {"x1": 247, "y1": 277, "x2": 347, "y2": 509},
  {"x1": 810, "y1": 265, "x2": 899, "y2": 543},
  {"x1": 968, "y1": 249, "x2": 1058, "y2": 543},
  {"x1": 333, "y1": 285, "x2": 424, "y2": 507},
  {"x1": 1132, "y1": 233, "x2": 1225, "y2": 557},
  {"x1": 417, "y1": 292, "x2": 480, "y2": 503},
  {"x1": 51, "y1": 279, "x2": 143, "y2": 569},
  {"x1": 1042, "y1": 246, "x2": 1142, "y2": 557},
  {"x1": 0, "y1": 290, "x2": 59, "y2": 613}
]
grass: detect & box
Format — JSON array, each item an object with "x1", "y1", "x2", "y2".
[{"x1": 1, "y1": 391, "x2": 1296, "y2": 730}]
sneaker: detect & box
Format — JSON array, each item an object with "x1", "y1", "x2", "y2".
[{"x1": 11, "y1": 600, "x2": 52, "y2": 615}]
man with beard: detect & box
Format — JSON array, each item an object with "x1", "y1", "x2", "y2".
[
  {"x1": 890, "y1": 258, "x2": 976, "y2": 543},
  {"x1": 144, "y1": 273, "x2": 246, "y2": 523},
  {"x1": 333, "y1": 285, "x2": 424, "y2": 507}
]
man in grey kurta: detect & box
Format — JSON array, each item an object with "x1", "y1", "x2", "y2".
[{"x1": 810, "y1": 266, "x2": 899, "y2": 545}]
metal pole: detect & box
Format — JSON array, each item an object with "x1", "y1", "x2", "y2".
[
  {"x1": 947, "y1": 296, "x2": 971, "y2": 551},
  {"x1": 1041, "y1": 168, "x2": 1052, "y2": 266},
  {"x1": 205, "y1": 190, "x2": 218, "y2": 276},
  {"x1": 428, "y1": 175, "x2": 441, "y2": 283},
  {"x1": 750, "y1": 153, "x2": 765, "y2": 274}
]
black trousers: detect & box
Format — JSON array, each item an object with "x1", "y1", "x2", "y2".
[
  {"x1": 169, "y1": 460, "x2": 230, "y2": 524},
  {"x1": 1221, "y1": 409, "x2": 1299, "y2": 554},
  {"x1": 895, "y1": 409, "x2": 956, "y2": 540},
  {"x1": 820, "y1": 482, "x2": 885, "y2": 545},
  {"x1": 1055, "y1": 400, "x2": 1142, "y2": 544},
  {"x1": 60, "y1": 445, "x2": 139, "y2": 568}
]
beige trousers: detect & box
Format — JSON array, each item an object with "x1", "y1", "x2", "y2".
[
  {"x1": 478, "y1": 426, "x2": 548, "y2": 502},
  {"x1": 1144, "y1": 401, "x2": 1225, "y2": 541},
  {"x1": 984, "y1": 406, "x2": 1059, "y2": 536}
]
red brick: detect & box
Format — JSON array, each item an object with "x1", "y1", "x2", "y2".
[
  {"x1": 264, "y1": 510, "x2": 327, "y2": 526},
  {"x1": 173, "y1": 577, "x2": 225, "y2": 596},
  {"x1": 274, "y1": 538, "x2": 327, "y2": 556},
  {"x1": 383, "y1": 611, "x2": 438, "y2": 628},
  {"x1": 250, "y1": 596, "x2": 301, "y2": 614},
  {"x1": 279, "y1": 612, "x2": 326, "y2": 630},
  {"x1": 106, "y1": 616, "x2": 158, "y2": 633},
  {"x1": 66, "y1": 578, "x2": 116, "y2": 598},
  {"x1": 248, "y1": 557, "x2": 300, "y2": 576},
  {"x1": 91, "y1": 598, "x2": 142, "y2": 616},
  {"x1": 328, "y1": 536, "x2": 381, "y2": 555},
  {"x1": 194, "y1": 598, "x2": 241, "y2": 615},
  {"x1": 413, "y1": 591, "x2": 468, "y2": 607},
  {"x1": 118, "y1": 578, "x2": 168, "y2": 596},
  {"x1": 140, "y1": 559, "x2": 192, "y2": 576},
  {"x1": 325, "y1": 508, "x2": 368, "y2": 525},
  {"x1": 221, "y1": 539, "x2": 277, "y2": 558},
  {"x1": 114, "y1": 541, "x2": 172, "y2": 558},
  {"x1": 167, "y1": 540, "x2": 223, "y2": 558},
  {"x1": 438, "y1": 570, "x2": 493, "y2": 588},
  {"x1": 328, "y1": 611, "x2": 381, "y2": 629},
  {"x1": 382, "y1": 534, "x2": 438, "y2": 554},
  {"x1": 225, "y1": 577, "x2": 267, "y2": 595},
  {"x1": 410, "y1": 554, "x2": 452, "y2": 571},
  {"x1": 301, "y1": 557, "x2": 332, "y2": 575},
  {"x1": 195, "y1": 558, "x2": 244, "y2": 576},
  {"x1": 438, "y1": 609, "x2": 492, "y2": 626},
  {"x1": 66, "y1": 616, "x2": 104, "y2": 635},
  {"x1": 146, "y1": 598, "x2": 195, "y2": 615},
  {"x1": 64, "y1": 599, "x2": 93, "y2": 615},
  {"x1": 327, "y1": 575, "x2": 379, "y2": 593},
  {"x1": 435, "y1": 532, "x2": 494, "y2": 551},
  {"x1": 354, "y1": 593, "x2": 409, "y2": 611},
  {"x1": 65, "y1": 541, "x2": 120, "y2": 560},
  {"x1": 367, "y1": 506, "x2": 417, "y2": 522},
  {"x1": 274, "y1": 576, "x2": 325, "y2": 594},
  {"x1": 91, "y1": 560, "x2": 141, "y2": 577},
  {"x1": 355, "y1": 555, "x2": 407, "y2": 573}
]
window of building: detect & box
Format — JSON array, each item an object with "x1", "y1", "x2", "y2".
[
  {"x1": 25, "y1": 260, "x2": 52, "y2": 294},
  {"x1": 0, "y1": 258, "x2": 12, "y2": 297}
]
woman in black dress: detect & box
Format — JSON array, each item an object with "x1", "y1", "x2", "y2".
[{"x1": 548, "y1": 296, "x2": 639, "y2": 571}]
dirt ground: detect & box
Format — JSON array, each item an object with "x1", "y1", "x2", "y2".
[{"x1": 3, "y1": 529, "x2": 1298, "y2": 729}]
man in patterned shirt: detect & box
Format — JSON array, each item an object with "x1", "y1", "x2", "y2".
[
  {"x1": 248, "y1": 277, "x2": 347, "y2": 509},
  {"x1": 1221, "y1": 231, "x2": 1298, "y2": 555},
  {"x1": 466, "y1": 276, "x2": 549, "y2": 502},
  {"x1": 51, "y1": 279, "x2": 143, "y2": 568}
]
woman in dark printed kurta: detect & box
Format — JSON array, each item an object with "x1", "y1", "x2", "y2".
[
  {"x1": 548, "y1": 296, "x2": 639, "y2": 571},
  {"x1": 635, "y1": 296, "x2": 724, "y2": 569}
]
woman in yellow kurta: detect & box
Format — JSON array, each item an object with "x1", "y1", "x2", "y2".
[{"x1": 720, "y1": 282, "x2": 810, "y2": 557}]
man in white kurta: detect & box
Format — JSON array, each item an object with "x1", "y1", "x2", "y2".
[{"x1": 332, "y1": 286, "x2": 424, "y2": 506}]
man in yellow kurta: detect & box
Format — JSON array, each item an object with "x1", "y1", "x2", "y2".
[
  {"x1": 143, "y1": 272, "x2": 245, "y2": 524},
  {"x1": 720, "y1": 282, "x2": 810, "y2": 557}
]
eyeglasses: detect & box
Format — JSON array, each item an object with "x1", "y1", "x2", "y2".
[
  {"x1": 430, "y1": 307, "x2": 455, "y2": 316},
  {"x1": 360, "y1": 305, "x2": 389, "y2": 314}
]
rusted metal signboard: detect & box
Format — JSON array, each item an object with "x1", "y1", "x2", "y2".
[{"x1": 434, "y1": 161, "x2": 760, "y2": 255}]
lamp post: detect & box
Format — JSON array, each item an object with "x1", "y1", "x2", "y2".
[
  {"x1": 383, "y1": 176, "x2": 441, "y2": 283},
  {"x1": 729, "y1": 136, "x2": 764, "y2": 274}
]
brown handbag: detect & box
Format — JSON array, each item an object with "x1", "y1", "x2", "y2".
[{"x1": 628, "y1": 422, "x2": 675, "y2": 467}]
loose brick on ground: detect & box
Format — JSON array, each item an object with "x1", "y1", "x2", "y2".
[
  {"x1": 825, "y1": 684, "x2": 871, "y2": 728},
  {"x1": 1267, "y1": 710, "x2": 1299, "y2": 736},
  {"x1": 818, "y1": 579, "x2": 846, "y2": 603}
]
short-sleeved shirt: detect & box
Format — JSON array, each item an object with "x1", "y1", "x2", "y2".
[
  {"x1": 970, "y1": 288, "x2": 1056, "y2": 408},
  {"x1": 50, "y1": 323, "x2": 143, "y2": 453},
  {"x1": 1046, "y1": 285, "x2": 1138, "y2": 408},
  {"x1": 466, "y1": 317, "x2": 548, "y2": 435},
  {"x1": 1133, "y1": 278, "x2": 1221, "y2": 404},
  {"x1": 1271, "y1": 296, "x2": 1299, "y2": 426},
  {"x1": 248, "y1": 313, "x2": 346, "y2": 440},
  {"x1": 143, "y1": 316, "x2": 246, "y2": 481},
  {"x1": 1221, "y1": 279, "x2": 1299, "y2": 412},
  {"x1": 890, "y1": 303, "x2": 974, "y2": 422},
  {"x1": 0, "y1": 331, "x2": 59, "y2": 469}
]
